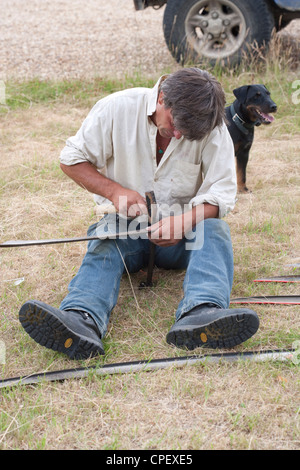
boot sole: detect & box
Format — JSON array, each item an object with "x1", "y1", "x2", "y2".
[
  {"x1": 166, "y1": 312, "x2": 259, "y2": 350},
  {"x1": 19, "y1": 301, "x2": 104, "y2": 360}
]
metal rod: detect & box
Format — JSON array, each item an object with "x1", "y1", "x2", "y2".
[
  {"x1": 139, "y1": 191, "x2": 157, "y2": 288},
  {"x1": 0, "y1": 228, "x2": 149, "y2": 248},
  {"x1": 0, "y1": 350, "x2": 295, "y2": 389},
  {"x1": 231, "y1": 296, "x2": 300, "y2": 305},
  {"x1": 254, "y1": 276, "x2": 300, "y2": 283}
]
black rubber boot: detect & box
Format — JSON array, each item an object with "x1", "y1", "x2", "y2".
[
  {"x1": 166, "y1": 303, "x2": 259, "y2": 350},
  {"x1": 19, "y1": 300, "x2": 105, "y2": 360}
]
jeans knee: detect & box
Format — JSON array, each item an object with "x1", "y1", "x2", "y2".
[
  {"x1": 88, "y1": 238, "x2": 114, "y2": 255},
  {"x1": 203, "y1": 218, "x2": 231, "y2": 238}
]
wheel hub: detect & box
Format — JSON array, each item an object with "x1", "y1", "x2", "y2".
[
  {"x1": 204, "y1": 11, "x2": 225, "y2": 37},
  {"x1": 185, "y1": 0, "x2": 247, "y2": 60}
]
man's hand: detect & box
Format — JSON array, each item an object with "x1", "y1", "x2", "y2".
[
  {"x1": 147, "y1": 204, "x2": 219, "y2": 247},
  {"x1": 111, "y1": 188, "x2": 147, "y2": 218},
  {"x1": 147, "y1": 214, "x2": 187, "y2": 247}
]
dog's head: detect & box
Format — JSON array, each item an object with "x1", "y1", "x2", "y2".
[{"x1": 233, "y1": 84, "x2": 277, "y2": 126}]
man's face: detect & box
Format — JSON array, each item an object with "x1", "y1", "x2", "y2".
[{"x1": 155, "y1": 92, "x2": 183, "y2": 140}]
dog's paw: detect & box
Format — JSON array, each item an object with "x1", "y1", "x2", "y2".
[{"x1": 238, "y1": 186, "x2": 251, "y2": 193}]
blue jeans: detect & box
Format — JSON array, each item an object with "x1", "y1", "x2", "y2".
[{"x1": 60, "y1": 215, "x2": 234, "y2": 337}]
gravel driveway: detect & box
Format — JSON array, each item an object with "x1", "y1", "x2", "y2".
[
  {"x1": 0, "y1": 0, "x2": 175, "y2": 80},
  {"x1": 0, "y1": 0, "x2": 299, "y2": 80}
]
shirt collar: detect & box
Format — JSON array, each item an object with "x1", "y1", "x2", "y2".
[{"x1": 147, "y1": 75, "x2": 168, "y2": 117}]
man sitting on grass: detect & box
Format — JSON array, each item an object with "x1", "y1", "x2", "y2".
[{"x1": 19, "y1": 68, "x2": 259, "y2": 360}]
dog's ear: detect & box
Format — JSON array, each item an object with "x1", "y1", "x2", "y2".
[{"x1": 233, "y1": 86, "x2": 250, "y2": 103}]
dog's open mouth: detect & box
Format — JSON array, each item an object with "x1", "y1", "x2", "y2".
[{"x1": 255, "y1": 109, "x2": 275, "y2": 124}]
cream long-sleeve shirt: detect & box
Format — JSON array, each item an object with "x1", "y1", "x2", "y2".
[{"x1": 60, "y1": 76, "x2": 237, "y2": 219}]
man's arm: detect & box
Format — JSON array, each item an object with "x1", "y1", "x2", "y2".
[{"x1": 60, "y1": 162, "x2": 147, "y2": 218}]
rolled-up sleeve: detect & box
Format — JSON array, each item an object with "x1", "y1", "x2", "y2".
[
  {"x1": 59, "y1": 99, "x2": 113, "y2": 168},
  {"x1": 189, "y1": 123, "x2": 237, "y2": 218},
  {"x1": 58, "y1": 81, "x2": 237, "y2": 219}
]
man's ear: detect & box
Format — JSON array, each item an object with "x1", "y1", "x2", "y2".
[{"x1": 158, "y1": 90, "x2": 164, "y2": 105}]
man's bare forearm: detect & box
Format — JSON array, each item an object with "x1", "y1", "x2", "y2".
[
  {"x1": 192, "y1": 203, "x2": 219, "y2": 225},
  {"x1": 60, "y1": 162, "x2": 147, "y2": 217},
  {"x1": 60, "y1": 162, "x2": 120, "y2": 200},
  {"x1": 181, "y1": 203, "x2": 219, "y2": 235}
]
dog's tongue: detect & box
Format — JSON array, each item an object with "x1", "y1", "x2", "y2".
[{"x1": 261, "y1": 112, "x2": 275, "y2": 122}]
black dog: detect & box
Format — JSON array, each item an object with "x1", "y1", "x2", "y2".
[{"x1": 225, "y1": 84, "x2": 277, "y2": 193}]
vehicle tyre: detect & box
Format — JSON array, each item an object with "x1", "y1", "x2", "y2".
[{"x1": 163, "y1": 0, "x2": 275, "y2": 66}]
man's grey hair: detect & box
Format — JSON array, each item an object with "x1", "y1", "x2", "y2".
[{"x1": 160, "y1": 68, "x2": 226, "y2": 141}]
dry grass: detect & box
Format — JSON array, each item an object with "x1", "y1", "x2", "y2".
[{"x1": 0, "y1": 71, "x2": 299, "y2": 450}]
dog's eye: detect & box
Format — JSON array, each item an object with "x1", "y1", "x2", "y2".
[{"x1": 255, "y1": 92, "x2": 261, "y2": 98}]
